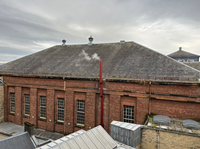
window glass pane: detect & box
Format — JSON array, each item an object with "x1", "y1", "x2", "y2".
[
  {"x1": 123, "y1": 105, "x2": 134, "y2": 123},
  {"x1": 40, "y1": 96, "x2": 46, "y2": 106},
  {"x1": 40, "y1": 96, "x2": 46, "y2": 118},
  {"x1": 77, "y1": 100, "x2": 85, "y2": 125},
  {"x1": 25, "y1": 95, "x2": 30, "y2": 115},
  {"x1": 10, "y1": 93, "x2": 15, "y2": 112},
  {"x1": 11, "y1": 103, "x2": 15, "y2": 112},
  {"x1": 58, "y1": 98, "x2": 64, "y2": 121}
]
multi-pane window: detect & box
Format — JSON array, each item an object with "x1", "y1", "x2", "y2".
[
  {"x1": 40, "y1": 96, "x2": 46, "y2": 118},
  {"x1": 10, "y1": 93, "x2": 15, "y2": 112},
  {"x1": 58, "y1": 98, "x2": 64, "y2": 121},
  {"x1": 77, "y1": 100, "x2": 85, "y2": 125},
  {"x1": 123, "y1": 105, "x2": 134, "y2": 123},
  {"x1": 24, "y1": 94, "x2": 30, "y2": 115}
]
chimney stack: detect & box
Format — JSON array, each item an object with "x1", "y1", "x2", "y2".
[
  {"x1": 24, "y1": 121, "x2": 34, "y2": 136},
  {"x1": 88, "y1": 36, "x2": 93, "y2": 45},
  {"x1": 179, "y1": 47, "x2": 182, "y2": 51}
]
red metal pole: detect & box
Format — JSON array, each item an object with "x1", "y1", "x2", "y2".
[{"x1": 100, "y1": 60, "x2": 104, "y2": 127}]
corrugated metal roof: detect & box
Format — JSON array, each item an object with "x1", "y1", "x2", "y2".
[
  {"x1": 37, "y1": 125, "x2": 135, "y2": 149},
  {"x1": 0, "y1": 132, "x2": 35, "y2": 149},
  {"x1": 1, "y1": 42, "x2": 200, "y2": 82}
]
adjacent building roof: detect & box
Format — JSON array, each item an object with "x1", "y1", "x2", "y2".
[
  {"x1": 0, "y1": 132, "x2": 35, "y2": 149},
  {"x1": 0, "y1": 41, "x2": 200, "y2": 82},
  {"x1": 37, "y1": 125, "x2": 134, "y2": 149},
  {"x1": 168, "y1": 49, "x2": 200, "y2": 58}
]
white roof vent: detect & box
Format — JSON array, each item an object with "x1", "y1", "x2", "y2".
[
  {"x1": 120, "y1": 40, "x2": 125, "y2": 44},
  {"x1": 88, "y1": 36, "x2": 93, "y2": 45},
  {"x1": 62, "y1": 39, "x2": 66, "y2": 46}
]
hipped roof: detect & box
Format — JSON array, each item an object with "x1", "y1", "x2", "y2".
[
  {"x1": 0, "y1": 41, "x2": 200, "y2": 82},
  {"x1": 168, "y1": 49, "x2": 200, "y2": 58}
]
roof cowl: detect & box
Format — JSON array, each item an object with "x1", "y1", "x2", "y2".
[
  {"x1": 88, "y1": 36, "x2": 93, "y2": 45},
  {"x1": 179, "y1": 47, "x2": 182, "y2": 51},
  {"x1": 62, "y1": 39, "x2": 66, "y2": 46}
]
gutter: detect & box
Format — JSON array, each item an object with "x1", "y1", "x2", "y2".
[{"x1": 1, "y1": 73, "x2": 200, "y2": 86}]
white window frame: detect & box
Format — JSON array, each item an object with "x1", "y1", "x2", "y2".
[
  {"x1": 10, "y1": 93, "x2": 15, "y2": 113},
  {"x1": 24, "y1": 94, "x2": 30, "y2": 115},
  {"x1": 123, "y1": 105, "x2": 134, "y2": 123},
  {"x1": 57, "y1": 98, "x2": 64, "y2": 121},
  {"x1": 77, "y1": 100, "x2": 85, "y2": 125},
  {"x1": 40, "y1": 96, "x2": 46, "y2": 118}
]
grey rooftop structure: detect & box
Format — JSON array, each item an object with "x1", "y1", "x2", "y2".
[
  {"x1": 1, "y1": 41, "x2": 200, "y2": 82},
  {"x1": 0, "y1": 132, "x2": 35, "y2": 149}
]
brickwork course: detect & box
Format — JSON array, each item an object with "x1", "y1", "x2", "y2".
[{"x1": 0, "y1": 41, "x2": 200, "y2": 134}]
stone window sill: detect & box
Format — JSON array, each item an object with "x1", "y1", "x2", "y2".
[
  {"x1": 55, "y1": 120, "x2": 64, "y2": 125},
  {"x1": 9, "y1": 112, "x2": 15, "y2": 116},
  {"x1": 23, "y1": 114, "x2": 30, "y2": 118},
  {"x1": 75, "y1": 124, "x2": 85, "y2": 128},
  {"x1": 38, "y1": 117, "x2": 46, "y2": 122}
]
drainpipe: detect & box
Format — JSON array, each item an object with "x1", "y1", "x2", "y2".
[
  {"x1": 63, "y1": 77, "x2": 66, "y2": 134},
  {"x1": 148, "y1": 81, "x2": 151, "y2": 114},
  {"x1": 100, "y1": 60, "x2": 104, "y2": 127}
]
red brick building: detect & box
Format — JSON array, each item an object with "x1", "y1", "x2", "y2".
[{"x1": 1, "y1": 39, "x2": 200, "y2": 134}]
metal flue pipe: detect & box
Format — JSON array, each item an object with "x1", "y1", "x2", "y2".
[{"x1": 100, "y1": 60, "x2": 104, "y2": 127}]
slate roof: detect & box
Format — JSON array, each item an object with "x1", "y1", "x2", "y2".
[
  {"x1": 0, "y1": 132, "x2": 35, "y2": 149},
  {"x1": 168, "y1": 49, "x2": 200, "y2": 58},
  {"x1": 0, "y1": 41, "x2": 200, "y2": 82},
  {"x1": 184, "y1": 62, "x2": 200, "y2": 71}
]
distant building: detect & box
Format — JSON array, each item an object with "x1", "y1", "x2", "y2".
[
  {"x1": 168, "y1": 47, "x2": 200, "y2": 62},
  {"x1": 0, "y1": 38, "x2": 200, "y2": 134}
]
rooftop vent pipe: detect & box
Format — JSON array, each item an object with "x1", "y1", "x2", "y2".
[
  {"x1": 99, "y1": 60, "x2": 104, "y2": 128},
  {"x1": 88, "y1": 36, "x2": 93, "y2": 45},
  {"x1": 179, "y1": 47, "x2": 182, "y2": 51},
  {"x1": 62, "y1": 39, "x2": 66, "y2": 46}
]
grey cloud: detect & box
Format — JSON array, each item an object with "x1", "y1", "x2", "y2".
[
  {"x1": 0, "y1": 0, "x2": 200, "y2": 63},
  {"x1": 0, "y1": 46, "x2": 32, "y2": 55}
]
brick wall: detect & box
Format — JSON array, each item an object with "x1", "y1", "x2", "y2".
[
  {"x1": 137, "y1": 128, "x2": 200, "y2": 149},
  {"x1": 0, "y1": 76, "x2": 3, "y2": 122},
  {"x1": 3, "y1": 76, "x2": 200, "y2": 134}
]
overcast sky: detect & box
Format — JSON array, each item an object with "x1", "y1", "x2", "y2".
[{"x1": 0, "y1": 0, "x2": 200, "y2": 64}]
